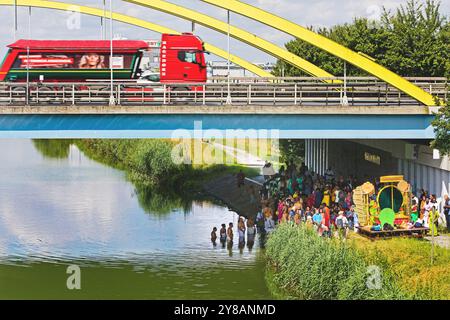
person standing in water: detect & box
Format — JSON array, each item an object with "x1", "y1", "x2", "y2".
[
  {"x1": 219, "y1": 224, "x2": 227, "y2": 241},
  {"x1": 246, "y1": 217, "x2": 257, "y2": 238},
  {"x1": 211, "y1": 227, "x2": 217, "y2": 244},
  {"x1": 219, "y1": 224, "x2": 227, "y2": 248},
  {"x1": 227, "y1": 223, "x2": 234, "y2": 242},
  {"x1": 238, "y1": 217, "x2": 246, "y2": 241}
]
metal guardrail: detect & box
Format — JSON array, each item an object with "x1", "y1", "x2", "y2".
[{"x1": 0, "y1": 77, "x2": 446, "y2": 106}]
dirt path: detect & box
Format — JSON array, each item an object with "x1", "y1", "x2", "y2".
[{"x1": 425, "y1": 234, "x2": 450, "y2": 249}]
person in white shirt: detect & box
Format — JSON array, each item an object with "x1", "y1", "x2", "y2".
[
  {"x1": 335, "y1": 211, "x2": 349, "y2": 240},
  {"x1": 412, "y1": 194, "x2": 419, "y2": 207},
  {"x1": 423, "y1": 199, "x2": 433, "y2": 228}
]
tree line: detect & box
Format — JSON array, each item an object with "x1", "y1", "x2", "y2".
[
  {"x1": 273, "y1": 0, "x2": 448, "y2": 78},
  {"x1": 274, "y1": 0, "x2": 449, "y2": 155}
]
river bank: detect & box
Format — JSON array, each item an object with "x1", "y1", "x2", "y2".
[
  {"x1": 76, "y1": 139, "x2": 259, "y2": 191},
  {"x1": 265, "y1": 223, "x2": 450, "y2": 300}
]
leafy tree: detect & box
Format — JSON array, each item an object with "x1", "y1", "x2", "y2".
[
  {"x1": 431, "y1": 98, "x2": 450, "y2": 156},
  {"x1": 274, "y1": 0, "x2": 449, "y2": 78},
  {"x1": 380, "y1": 0, "x2": 449, "y2": 77},
  {"x1": 279, "y1": 139, "x2": 305, "y2": 165}
]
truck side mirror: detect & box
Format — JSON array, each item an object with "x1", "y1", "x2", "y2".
[{"x1": 195, "y1": 52, "x2": 205, "y2": 67}]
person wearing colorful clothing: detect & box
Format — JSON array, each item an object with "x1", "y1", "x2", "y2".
[
  {"x1": 444, "y1": 194, "x2": 450, "y2": 232},
  {"x1": 419, "y1": 195, "x2": 427, "y2": 219},
  {"x1": 312, "y1": 209, "x2": 322, "y2": 231},
  {"x1": 423, "y1": 199, "x2": 433, "y2": 228},
  {"x1": 428, "y1": 203, "x2": 439, "y2": 236},
  {"x1": 277, "y1": 200, "x2": 284, "y2": 221},
  {"x1": 322, "y1": 188, "x2": 331, "y2": 207},
  {"x1": 410, "y1": 200, "x2": 419, "y2": 223},
  {"x1": 353, "y1": 208, "x2": 360, "y2": 232},
  {"x1": 322, "y1": 205, "x2": 331, "y2": 238},
  {"x1": 369, "y1": 196, "x2": 379, "y2": 225}
]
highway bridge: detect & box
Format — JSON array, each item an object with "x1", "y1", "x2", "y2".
[
  {"x1": 0, "y1": 77, "x2": 446, "y2": 139},
  {"x1": 0, "y1": 0, "x2": 448, "y2": 197},
  {"x1": 0, "y1": 77, "x2": 446, "y2": 107},
  {"x1": 0, "y1": 1, "x2": 447, "y2": 140}
]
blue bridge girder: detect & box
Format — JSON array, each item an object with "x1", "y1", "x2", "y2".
[
  {"x1": 0, "y1": 79, "x2": 444, "y2": 139},
  {"x1": 0, "y1": 111, "x2": 436, "y2": 139}
]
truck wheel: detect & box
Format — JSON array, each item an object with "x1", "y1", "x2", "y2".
[
  {"x1": 170, "y1": 86, "x2": 190, "y2": 104},
  {"x1": 34, "y1": 86, "x2": 54, "y2": 104}
]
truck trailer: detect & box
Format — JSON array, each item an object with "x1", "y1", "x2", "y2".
[{"x1": 0, "y1": 33, "x2": 207, "y2": 86}]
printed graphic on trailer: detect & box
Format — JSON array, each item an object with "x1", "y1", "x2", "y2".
[{"x1": 14, "y1": 53, "x2": 131, "y2": 69}]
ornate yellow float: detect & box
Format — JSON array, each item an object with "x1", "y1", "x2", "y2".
[{"x1": 353, "y1": 175, "x2": 427, "y2": 237}]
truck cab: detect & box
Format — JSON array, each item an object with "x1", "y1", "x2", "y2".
[{"x1": 160, "y1": 33, "x2": 207, "y2": 84}]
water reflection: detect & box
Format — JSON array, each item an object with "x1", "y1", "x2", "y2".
[
  {"x1": 32, "y1": 139, "x2": 73, "y2": 159},
  {"x1": 133, "y1": 183, "x2": 195, "y2": 216},
  {"x1": 0, "y1": 140, "x2": 270, "y2": 299}
]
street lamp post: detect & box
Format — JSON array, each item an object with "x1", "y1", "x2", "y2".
[
  {"x1": 13, "y1": 0, "x2": 17, "y2": 41},
  {"x1": 341, "y1": 61, "x2": 349, "y2": 106},
  {"x1": 26, "y1": 6, "x2": 31, "y2": 105},
  {"x1": 109, "y1": 0, "x2": 115, "y2": 105},
  {"x1": 102, "y1": 0, "x2": 106, "y2": 40},
  {"x1": 226, "y1": 10, "x2": 232, "y2": 105}
]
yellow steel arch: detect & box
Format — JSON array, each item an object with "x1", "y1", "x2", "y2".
[
  {"x1": 202, "y1": 0, "x2": 437, "y2": 106},
  {"x1": 0, "y1": 0, "x2": 272, "y2": 77},
  {"x1": 124, "y1": 0, "x2": 339, "y2": 82}
]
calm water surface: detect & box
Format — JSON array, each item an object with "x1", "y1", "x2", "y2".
[{"x1": 0, "y1": 140, "x2": 270, "y2": 299}]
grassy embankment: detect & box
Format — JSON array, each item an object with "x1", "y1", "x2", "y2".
[
  {"x1": 76, "y1": 139, "x2": 259, "y2": 190},
  {"x1": 215, "y1": 139, "x2": 281, "y2": 166},
  {"x1": 265, "y1": 223, "x2": 450, "y2": 300}
]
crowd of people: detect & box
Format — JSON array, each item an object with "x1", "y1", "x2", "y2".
[
  {"x1": 410, "y1": 190, "x2": 450, "y2": 235},
  {"x1": 210, "y1": 161, "x2": 450, "y2": 247},
  {"x1": 257, "y1": 163, "x2": 360, "y2": 240},
  {"x1": 256, "y1": 161, "x2": 450, "y2": 238}
]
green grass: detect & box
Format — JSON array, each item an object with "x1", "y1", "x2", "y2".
[
  {"x1": 265, "y1": 224, "x2": 450, "y2": 300},
  {"x1": 349, "y1": 233, "x2": 450, "y2": 299},
  {"x1": 266, "y1": 224, "x2": 411, "y2": 300},
  {"x1": 215, "y1": 139, "x2": 282, "y2": 169},
  {"x1": 76, "y1": 139, "x2": 259, "y2": 190}
]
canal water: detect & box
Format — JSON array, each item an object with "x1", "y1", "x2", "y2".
[{"x1": 0, "y1": 140, "x2": 271, "y2": 299}]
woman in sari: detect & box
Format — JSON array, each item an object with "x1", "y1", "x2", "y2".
[{"x1": 322, "y1": 188, "x2": 331, "y2": 207}]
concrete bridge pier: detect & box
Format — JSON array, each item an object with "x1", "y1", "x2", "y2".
[{"x1": 305, "y1": 139, "x2": 329, "y2": 176}]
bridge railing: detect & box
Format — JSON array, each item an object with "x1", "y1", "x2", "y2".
[{"x1": 0, "y1": 77, "x2": 446, "y2": 106}]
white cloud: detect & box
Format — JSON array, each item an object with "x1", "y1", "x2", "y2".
[
  {"x1": 0, "y1": 0, "x2": 448, "y2": 63},
  {"x1": 0, "y1": 142, "x2": 137, "y2": 257}
]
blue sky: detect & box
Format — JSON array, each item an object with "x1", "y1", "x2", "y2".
[{"x1": 0, "y1": 0, "x2": 448, "y2": 63}]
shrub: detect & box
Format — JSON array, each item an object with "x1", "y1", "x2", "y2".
[{"x1": 265, "y1": 224, "x2": 407, "y2": 299}]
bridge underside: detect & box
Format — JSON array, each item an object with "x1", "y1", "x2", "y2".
[
  {"x1": 0, "y1": 105, "x2": 435, "y2": 139},
  {"x1": 305, "y1": 139, "x2": 450, "y2": 197}
]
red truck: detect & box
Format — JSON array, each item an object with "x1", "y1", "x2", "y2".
[{"x1": 0, "y1": 33, "x2": 207, "y2": 86}]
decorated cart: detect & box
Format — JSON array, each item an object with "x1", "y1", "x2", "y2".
[{"x1": 352, "y1": 175, "x2": 429, "y2": 238}]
